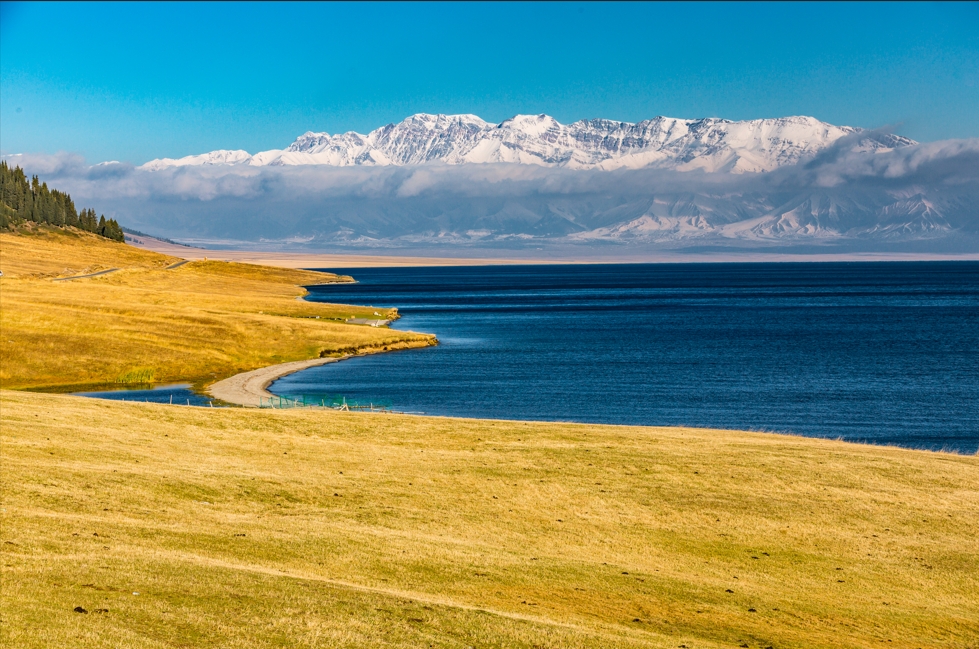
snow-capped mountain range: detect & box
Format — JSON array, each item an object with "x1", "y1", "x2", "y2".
[
  {"x1": 140, "y1": 113, "x2": 915, "y2": 174},
  {"x1": 73, "y1": 113, "x2": 971, "y2": 252}
]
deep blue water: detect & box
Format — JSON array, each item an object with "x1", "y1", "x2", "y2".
[{"x1": 270, "y1": 262, "x2": 979, "y2": 454}]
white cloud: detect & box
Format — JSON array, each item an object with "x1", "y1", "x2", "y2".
[{"x1": 5, "y1": 138, "x2": 977, "y2": 252}]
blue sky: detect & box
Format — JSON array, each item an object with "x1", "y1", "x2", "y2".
[{"x1": 1, "y1": 1, "x2": 977, "y2": 164}]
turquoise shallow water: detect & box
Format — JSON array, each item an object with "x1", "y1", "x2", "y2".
[
  {"x1": 270, "y1": 261, "x2": 979, "y2": 454},
  {"x1": 73, "y1": 383, "x2": 212, "y2": 407}
]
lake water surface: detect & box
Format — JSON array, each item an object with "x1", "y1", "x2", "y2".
[
  {"x1": 270, "y1": 262, "x2": 979, "y2": 454},
  {"x1": 73, "y1": 383, "x2": 212, "y2": 407}
]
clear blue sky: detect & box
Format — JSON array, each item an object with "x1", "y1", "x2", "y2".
[{"x1": 1, "y1": 1, "x2": 976, "y2": 164}]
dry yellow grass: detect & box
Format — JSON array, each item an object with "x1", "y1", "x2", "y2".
[
  {"x1": 0, "y1": 228, "x2": 434, "y2": 390},
  {"x1": 0, "y1": 225, "x2": 178, "y2": 277},
  {"x1": 1, "y1": 390, "x2": 977, "y2": 648}
]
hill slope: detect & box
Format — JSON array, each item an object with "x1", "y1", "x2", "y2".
[
  {"x1": 0, "y1": 229, "x2": 433, "y2": 390},
  {"x1": 2, "y1": 390, "x2": 977, "y2": 648}
]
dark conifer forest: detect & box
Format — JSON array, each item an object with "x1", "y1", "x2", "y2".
[{"x1": 0, "y1": 161, "x2": 124, "y2": 241}]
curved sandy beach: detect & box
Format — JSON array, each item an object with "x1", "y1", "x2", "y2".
[
  {"x1": 207, "y1": 357, "x2": 345, "y2": 406},
  {"x1": 207, "y1": 337, "x2": 435, "y2": 407}
]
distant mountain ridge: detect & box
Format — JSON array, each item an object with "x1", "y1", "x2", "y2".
[
  {"x1": 43, "y1": 115, "x2": 972, "y2": 253},
  {"x1": 140, "y1": 113, "x2": 915, "y2": 173}
]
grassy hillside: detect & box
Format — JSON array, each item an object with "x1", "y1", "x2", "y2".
[
  {"x1": 1, "y1": 390, "x2": 977, "y2": 648},
  {"x1": 0, "y1": 228, "x2": 434, "y2": 390},
  {"x1": 0, "y1": 223, "x2": 176, "y2": 276}
]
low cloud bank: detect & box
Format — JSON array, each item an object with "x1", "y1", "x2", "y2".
[{"x1": 5, "y1": 137, "x2": 978, "y2": 253}]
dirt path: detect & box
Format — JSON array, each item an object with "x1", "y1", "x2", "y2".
[
  {"x1": 207, "y1": 357, "x2": 345, "y2": 406},
  {"x1": 52, "y1": 268, "x2": 119, "y2": 281}
]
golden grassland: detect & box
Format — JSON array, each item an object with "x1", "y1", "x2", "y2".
[
  {"x1": 0, "y1": 228, "x2": 434, "y2": 390},
  {"x1": 1, "y1": 390, "x2": 977, "y2": 648}
]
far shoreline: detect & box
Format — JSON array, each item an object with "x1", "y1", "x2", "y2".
[{"x1": 126, "y1": 234, "x2": 979, "y2": 269}]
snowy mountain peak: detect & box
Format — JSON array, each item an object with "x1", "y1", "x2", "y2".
[
  {"x1": 502, "y1": 113, "x2": 562, "y2": 135},
  {"x1": 400, "y1": 113, "x2": 490, "y2": 128},
  {"x1": 139, "y1": 149, "x2": 252, "y2": 171},
  {"x1": 139, "y1": 114, "x2": 915, "y2": 173},
  {"x1": 285, "y1": 132, "x2": 329, "y2": 152}
]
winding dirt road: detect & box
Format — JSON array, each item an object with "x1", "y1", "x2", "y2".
[{"x1": 52, "y1": 268, "x2": 119, "y2": 281}]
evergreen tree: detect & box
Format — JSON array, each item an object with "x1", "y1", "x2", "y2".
[{"x1": 0, "y1": 161, "x2": 125, "y2": 241}]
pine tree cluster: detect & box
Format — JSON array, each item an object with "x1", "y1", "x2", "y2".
[{"x1": 0, "y1": 161, "x2": 124, "y2": 241}]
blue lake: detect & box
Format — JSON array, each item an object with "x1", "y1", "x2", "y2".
[
  {"x1": 74, "y1": 384, "x2": 215, "y2": 407},
  {"x1": 270, "y1": 262, "x2": 979, "y2": 454}
]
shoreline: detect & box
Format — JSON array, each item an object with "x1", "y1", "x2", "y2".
[
  {"x1": 203, "y1": 359, "x2": 975, "y2": 454},
  {"x1": 202, "y1": 348, "x2": 977, "y2": 455}
]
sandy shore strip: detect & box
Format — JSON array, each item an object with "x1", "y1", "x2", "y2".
[
  {"x1": 207, "y1": 357, "x2": 344, "y2": 407},
  {"x1": 127, "y1": 234, "x2": 979, "y2": 268},
  {"x1": 207, "y1": 337, "x2": 433, "y2": 406},
  {"x1": 127, "y1": 235, "x2": 557, "y2": 268}
]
